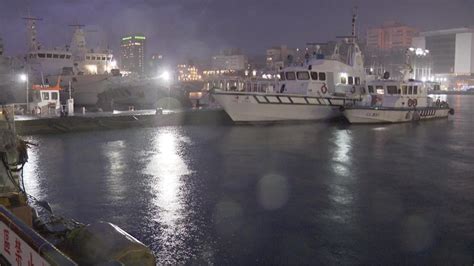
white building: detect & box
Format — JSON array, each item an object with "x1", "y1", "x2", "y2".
[
  {"x1": 211, "y1": 49, "x2": 248, "y2": 71},
  {"x1": 412, "y1": 27, "x2": 474, "y2": 76}
]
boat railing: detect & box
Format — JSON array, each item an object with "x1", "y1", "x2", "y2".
[{"x1": 0, "y1": 205, "x2": 77, "y2": 265}]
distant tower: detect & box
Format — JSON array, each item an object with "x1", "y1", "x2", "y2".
[
  {"x1": 120, "y1": 34, "x2": 146, "y2": 75},
  {"x1": 22, "y1": 16, "x2": 42, "y2": 51}
]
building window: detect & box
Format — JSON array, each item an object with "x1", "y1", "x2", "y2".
[
  {"x1": 413, "y1": 86, "x2": 418, "y2": 94},
  {"x1": 355, "y1": 77, "x2": 360, "y2": 85},
  {"x1": 319, "y1": 72, "x2": 326, "y2": 81},
  {"x1": 51, "y1": 92, "x2": 58, "y2": 100},
  {"x1": 408, "y1": 86, "x2": 413, "y2": 94},
  {"x1": 311, "y1": 72, "x2": 318, "y2": 80},
  {"x1": 402, "y1": 85, "x2": 407, "y2": 94},
  {"x1": 286, "y1": 72, "x2": 296, "y2": 80},
  {"x1": 297, "y1": 71, "x2": 310, "y2": 80},
  {"x1": 86, "y1": 56, "x2": 91, "y2": 60},
  {"x1": 348, "y1": 76, "x2": 354, "y2": 85}
]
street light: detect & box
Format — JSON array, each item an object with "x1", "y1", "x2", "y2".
[
  {"x1": 159, "y1": 70, "x2": 172, "y2": 109},
  {"x1": 19, "y1": 73, "x2": 29, "y2": 113}
]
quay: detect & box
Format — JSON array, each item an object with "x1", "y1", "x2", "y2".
[{"x1": 14, "y1": 108, "x2": 232, "y2": 135}]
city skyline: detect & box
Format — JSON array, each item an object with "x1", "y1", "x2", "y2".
[{"x1": 1, "y1": 0, "x2": 473, "y2": 63}]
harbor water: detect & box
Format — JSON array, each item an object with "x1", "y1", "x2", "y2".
[{"x1": 23, "y1": 95, "x2": 473, "y2": 264}]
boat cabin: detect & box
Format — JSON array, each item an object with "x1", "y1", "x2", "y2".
[
  {"x1": 363, "y1": 80, "x2": 430, "y2": 108},
  {"x1": 29, "y1": 83, "x2": 62, "y2": 115}
]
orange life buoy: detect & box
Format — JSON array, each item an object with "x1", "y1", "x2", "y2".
[{"x1": 321, "y1": 84, "x2": 328, "y2": 94}]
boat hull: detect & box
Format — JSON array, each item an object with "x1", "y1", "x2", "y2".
[
  {"x1": 212, "y1": 91, "x2": 355, "y2": 122},
  {"x1": 343, "y1": 107, "x2": 450, "y2": 123}
]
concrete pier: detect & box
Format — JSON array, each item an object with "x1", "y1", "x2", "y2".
[{"x1": 15, "y1": 109, "x2": 232, "y2": 135}]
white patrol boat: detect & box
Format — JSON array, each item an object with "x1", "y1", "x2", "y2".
[
  {"x1": 342, "y1": 78, "x2": 455, "y2": 123},
  {"x1": 212, "y1": 11, "x2": 367, "y2": 122}
]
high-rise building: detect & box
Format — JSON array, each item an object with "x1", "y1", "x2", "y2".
[
  {"x1": 367, "y1": 22, "x2": 417, "y2": 50},
  {"x1": 120, "y1": 34, "x2": 146, "y2": 75},
  {"x1": 412, "y1": 27, "x2": 474, "y2": 75}
]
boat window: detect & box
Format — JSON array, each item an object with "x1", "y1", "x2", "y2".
[
  {"x1": 42, "y1": 92, "x2": 50, "y2": 100},
  {"x1": 102, "y1": 56, "x2": 106, "y2": 60},
  {"x1": 368, "y1": 85, "x2": 374, "y2": 93},
  {"x1": 402, "y1": 85, "x2": 407, "y2": 94},
  {"x1": 53, "y1": 54, "x2": 59, "y2": 59},
  {"x1": 285, "y1": 72, "x2": 296, "y2": 80},
  {"x1": 297, "y1": 71, "x2": 310, "y2": 80},
  {"x1": 51, "y1": 92, "x2": 58, "y2": 100},
  {"x1": 92, "y1": 56, "x2": 96, "y2": 60},
  {"x1": 310, "y1": 72, "x2": 318, "y2": 80},
  {"x1": 38, "y1": 53, "x2": 45, "y2": 58},
  {"x1": 86, "y1": 56, "x2": 91, "y2": 60},
  {"x1": 376, "y1": 85, "x2": 384, "y2": 94},
  {"x1": 387, "y1": 85, "x2": 398, "y2": 94},
  {"x1": 319, "y1": 72, "x2": 326, "y2": 81},
  {"x1": 60, "y1": 54, "x2": 65, "y2": 59},
  {"x1": 341, "y1": 76, "x2": 347, "y2": 84},
  {"x1": 355, "y1": 77, "x2": 360, "y2": 85},
  {"x1": 279, "y1": 72, "x2": 285, "y2": 81},
  {"x1": 66, "y1": 55, "x2": 71, "y2": 59},
  {"x1": 408, "y1": 86, "x2": 413, "y2": 94},
  {"x1": 413, "y1": 86, "x2": 418, "y2": 94},
  {"x1": 348, "y1": 76, "x2": 354, "y2": 85},
  {"x1": 46, "y1": 54, "x2": 52, "y2": 58}
]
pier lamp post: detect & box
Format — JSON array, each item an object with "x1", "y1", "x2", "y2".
[
  {"x1": 19, "y1": 73, "x2": 29, "y2": 113},
  {"x1": 160, "y1": 70, "x2": 171, "y2": 110}
]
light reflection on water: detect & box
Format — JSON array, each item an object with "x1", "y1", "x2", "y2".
[{"x1": 144, "y1": 129, "x2": 193, "y2": 262}]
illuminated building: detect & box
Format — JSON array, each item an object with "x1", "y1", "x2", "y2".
[
  {"x1": 266, "y1": 45, "x2": 296, "y2": 70},
  {"x1": 367, "y1": 22, "x2": 417, "y2": 50},
  {"x1": 412, "y1": 27, "x2": 474, "y2": 75},
  {"x1": 120, "y1": 34, "x2": 146, "y2": 75},
  {"x1": 211, "y1": 48, "x2": 248, "y2": 71},
  {"x1": 177, "y1": 64, "x2": 202, "y2": 82}
]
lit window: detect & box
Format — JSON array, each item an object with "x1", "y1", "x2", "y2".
[{"x1": 376, "y1": 85, "x2": 384, "y2": 94}]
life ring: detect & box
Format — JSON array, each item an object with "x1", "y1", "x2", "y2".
[
  {"x1": 320, "y1": 84, "x2": 328, "y2": 94},
  {"x1": 350, "y1": 86, "x2": 356, "y2": 94}
]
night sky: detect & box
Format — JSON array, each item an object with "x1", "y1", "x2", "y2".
[{"x1": 1, "y1": 0, "x2": 473, "y2": 63}]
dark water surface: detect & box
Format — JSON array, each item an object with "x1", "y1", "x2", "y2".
[{"x1": 24, "y1": 95, "x2": 473, "y2": 265}]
